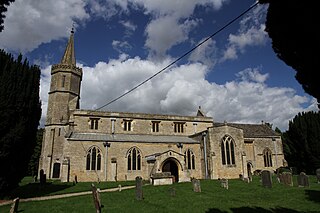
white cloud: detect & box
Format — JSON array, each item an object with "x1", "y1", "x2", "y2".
[
  {"x1": 0, "y1": 0, "x2": 89, "y2": 53},
  {"x1": 38, "y1": 57, "x2": 315, "y2": 131},
  {"x1": 189, "y1": 38, "x2": 218, "y2": 68},
  {"x1": 112, "y1": 40, "x2": 132, "y2": 53},
  {"x1": 220, "y1": 4, "x2": 268, "y2": 62}
]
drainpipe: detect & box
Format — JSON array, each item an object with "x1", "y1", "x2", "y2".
[
  {"x1": 202, "y1": 132, "x2": 208, "y2": 179},
  {"x1": 103, "y1": 142, "x2": 111, "y2": 181},
  {"x1": 272, "y1": 138, "x2": 278, "y2": 168}
]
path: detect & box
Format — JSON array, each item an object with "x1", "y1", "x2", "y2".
[{"x1": 0, "y1": 185, "x2": 135, "y2": 207}]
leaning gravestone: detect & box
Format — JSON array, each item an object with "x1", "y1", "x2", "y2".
[
  {"x1": 9, "y1": 197, "x2": 19, "y2": 213},
  {"x1": 39, "y1": 169, "x2": 46, "y2": 185},
  {"x1": 91, "y1": 184, "x2": 102, "y2": 213},
  {"x1": 279, "y1": 172, "x2": 293, "y2": 186},
  {"x1": 261, "y1": 170, "x2": 272, "y2": 188},
  {"x1": 297, "y1": 172, "x2": 309, "y2": 187},
  {"x1": 192, "y1": 178, "x2": 201, "y2": 192},
  {"x1": 135, "y1": 176, "x2": 144, "y2": 200},
  {"x1": 316, "y1": 168, "x2": 320, "y2": 183}
]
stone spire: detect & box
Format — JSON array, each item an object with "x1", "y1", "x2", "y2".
[{"x1": 61, "y1": 28, "x2": 76, "y2": 65}]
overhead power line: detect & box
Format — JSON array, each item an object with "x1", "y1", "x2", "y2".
[{"x1": 96, "y1": 1, "x2": 259, "y2": 110}]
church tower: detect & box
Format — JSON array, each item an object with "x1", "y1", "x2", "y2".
[{"x1": 39, "y1": 29, "x2": 82, "y2": 179}]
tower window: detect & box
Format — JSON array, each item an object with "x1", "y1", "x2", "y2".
[{"x1": 62, "y1": 75, "x2": 66, "y2": 88}]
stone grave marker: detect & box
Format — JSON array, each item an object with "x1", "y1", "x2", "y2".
[
  {"x1": 279, "y1": 172, "x2": 293, "y2": 186},
  {"x1": 39, "y1": 169, "x2": 46, "y2": 185},
  {"x1": 297, "y1": 172, "x2": 309, "y2": 187},
  {"x1": 316, "y1": 168, "x2": 320, "y2": 183},
  {"x1": 118, "y1": 184, "x2": 122, "y2": 192},
  {"x1": 135, "y1": 176, "x2": 144, "y2": 200},
  {"x1": 261, "y1": 170, "x2": 272, "y2": 188},
  {"x1": 91, "y1": 184, "x2": 102, "y2": 213},
  {"x1": 192, "y1": 178, "x2": 201, "y2": 192},
  {"x1": 9, "y1": 197, "x2": 19, "y2": 213},
  {"x1": 220, "y1": 178, "x2": 229, "y2": 189},
  {"x1": 169, "y1": 187, "x2": 176, "y2": 197}
]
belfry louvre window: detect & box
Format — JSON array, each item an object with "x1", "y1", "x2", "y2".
[
  {"x1": 152, "y1": 121, "x2": 160, "y2": 132},
  {"x1": 174, "y1": 122, "x2": 185, "y2": 133},
  {"x1": 90, "y1": 118, "x2": 99, "y2": 130},
  {"x1": 221, "y1": 135, "x2": 235, "y2": 165},
  {"x1": 86, "y1": 147, "x2": 101, "y2": 171},
  {"x1": 123, "y1": 119, "x2": 132, "y2": 131},
  {"x1": 185, "y1": 149, "x2": 196, "y2": 170},
  {"x1": 263, "y1": 148, "x2": 273, "y2": 167},
  {"x1": 127, "y1": 147, "x2": 141, "y2": 171}
]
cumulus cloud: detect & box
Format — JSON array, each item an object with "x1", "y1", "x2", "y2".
[
  {"x1": 189, "y1": 38, "x2": 218, "y2": 68},
  {"x1": 39, "y1": 57, "x2": 316, "y2": 131},
  {"x1": 0, "y1": 0, "x2": 89, "y2": 53},
  {"x1": 221, "y1": 4, "x2": 268, "y2": 62}
]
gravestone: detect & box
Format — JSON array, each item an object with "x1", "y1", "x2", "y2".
[
  {"x1": 297, "y1": 172, "x2": 309, "y2": 187},
  {"x1": 91, "y1": 184, "x2": 102, "y2": 213},
  {"x1": 261, "y1": 170, "x2": 272, "y2": 188},
  {"x1": 279, "y1": 172, "x2": 293, "y2": 186},
  {"x1": 220, "y1": 178, "x2": 229, "y2": 189},
  {"x1": 192, "y1": 178, "x2": 201, "y2": 192},
  {"x1": 316, "y1": 168, "x2": 320, "y2": 183},
  {"x1": 39, "y1": 169, "x2": 46, "y2": 185},
  {"x1": 118, "y1": 184, "x2": 122, "y2": 192},
  {"x1": 135, "y1": 176, "x2": 144, "y2": 200},
  {"x1": 9, "y1": 197, "x2": 19, "y2": 213},
  {"x1": 169, "y1": 187, "x2": 176, "y2": 197}
]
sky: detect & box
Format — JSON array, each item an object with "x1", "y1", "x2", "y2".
[{"x1": 0, "y1": 0, "x2": 318, "y2": 131}]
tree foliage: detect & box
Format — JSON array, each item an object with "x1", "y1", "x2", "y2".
[
  {"x1": 282, "y1": 111, "x2": 320, "y2": 174},
  {"x1": 261, "y1": 0, "x2": 320, "y2": 108},
  {"x1": 28, "y1": 128, "x2": 44, "y2": 177},
  {"x1": 0, "y1": 49, "x2": 41, "y2": 196},
  {"x1": 0, "y1": 0, "x2": 14, "y2": 32}
]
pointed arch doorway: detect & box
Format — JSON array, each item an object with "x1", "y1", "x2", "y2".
[{"x1": 162, "y1": 159, "x2": 179, "y2": 182}]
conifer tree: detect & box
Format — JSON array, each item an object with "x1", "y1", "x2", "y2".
[
  {"x1": 0, "y1": 49, "x2": 41, "y2": 196},
  {"x1": 282, "y1": 111, "x2": 320, "y2": 174}
]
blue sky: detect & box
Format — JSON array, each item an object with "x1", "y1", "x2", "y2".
[{"x1": 0, "y1": 0, "x2": 317, "y2": 130}]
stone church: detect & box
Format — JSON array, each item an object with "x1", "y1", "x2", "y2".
[{"x1": 39, "y1": 30, "x2": 285, "y2": 183}]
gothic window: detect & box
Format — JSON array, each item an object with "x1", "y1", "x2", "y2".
[
  {"x1": 86, "y1": 146, "x2": 102, "y2": 171},
  {"x1": 221, "y1": 135, "x2": 236, "y2": 166},
  {"x1": 62, "y1": 75, "x2": 66, "y2": 88},
  {"x1": 127, "y1": 147, "x2": 141, "y2": 171},
  {"x1": 89, "y1": 118, "x2": 99, "y2": 130},
  {"x1": 185, "y1": 149, "x2": 195, "y2": 170},
  {"x1": 124, "y1": 119, "x2": 132, "y2": 131},
  {"x1": 152, "y1": 121, "x2": 160, "y2": 132},
  {"x1": 174, "y1": 122, "x2": 185, "y2": 133},
  {"x1": 263, "y1": 148, "x2": 273, "y2": 167}
]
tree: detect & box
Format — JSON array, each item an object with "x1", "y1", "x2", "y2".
[
  {"x1": 28, "y1": 128, "x2": 44, "y2": 177},
  {"x1": 260, "y1": 0, "x2": 320, "y2": 108},
  {"x1": 282, "y1": 111, "x2": 320, "y2": 174},
  {"x1": 0, "y1": 0, "x2": 14, "y2": 32},
  {"x1": 0, "y1": 49, "x2": 41, "y2": 196}
]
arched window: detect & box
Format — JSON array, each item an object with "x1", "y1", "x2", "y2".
[
  {"x1": 86, "y1": 146, "x2": 102, "y2": 170},
  {"x1": 127, "y1": 147, "x2": 141, "y2": 171},
  {"x1": 263, "y1": 148, "x2": 273, "y2": 167},
  {"x1": 221, "y1": 135, "x2": 236, "y2": 166},
  {"x1": 185, "y1": 149, "x2": 196, "y2": 170}
]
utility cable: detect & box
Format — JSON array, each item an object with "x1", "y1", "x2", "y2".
[{"x1": 96, "y1": 1, "x2": 259, "y2": 110}]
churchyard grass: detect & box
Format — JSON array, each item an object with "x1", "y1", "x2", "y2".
[{"x1": 0, "y1": 175, "x2": 319, "y2": 212}]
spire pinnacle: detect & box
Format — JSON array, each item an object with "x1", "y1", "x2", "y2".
[{"x1": 61, "y1": 28, "x2": 76, "y2": 65}]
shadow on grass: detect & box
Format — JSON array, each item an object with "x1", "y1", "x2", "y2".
[
  {"x1": 8, "y1": 182, "x2": 72, "y2": 199},
  {"x1": 206, "y1": 207, "x2": 301, "y2": 213},
  {"x1": 305, "y1": 190, "x2": 320, "y2": 203}
]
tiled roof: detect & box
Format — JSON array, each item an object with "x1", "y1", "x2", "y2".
[
  {"x1": 68, "y1": 133, "x2": 199, "y2": 144},
  {"x1": 213, "y1": 123, "x2": 280, "y2": 138}
]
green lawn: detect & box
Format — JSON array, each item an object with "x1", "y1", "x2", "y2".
[{"x1": 0, "y1": 176, "x2": 319, "y2": 212}]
